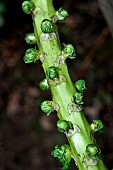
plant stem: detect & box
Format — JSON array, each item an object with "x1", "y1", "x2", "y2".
[{"x1": 30, "y1": 0, "x2": 107, "y2": 169}]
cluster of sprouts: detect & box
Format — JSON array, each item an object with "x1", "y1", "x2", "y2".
[{"x1": 22, "y1": 1, "x2": 105, "y2": 169}]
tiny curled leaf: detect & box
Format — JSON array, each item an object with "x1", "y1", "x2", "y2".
[
  {"x1": 86, "y1": 144, "x2": 101, "y2": 157},
  {"x1": 25, "y1": 33, "x2": 36, "y2": 44},
  {"x1": 39, "y1": 79, "x2": 49, "y2": 91},
  {"x1": 75, "y1": 79, "x2": 87, "y2": 93},
  {"x1": 41, "y1": 100, "x2": 54, "y2": 116},
  {"x1": 57, "y1": 120, "x2": 73, "y2": 133},
  {"x1": 41, "y1": 19, "x2": 54, "y2": 33},
  {"x1": 91, "y1": 120, "x2": 104, "y2": 133},
  {"x1": 56, "y1": 8, "x2": 69, "y2": 20},
  {"x1": 22, "y1": 0, "x2": 35, "y2": 14},
  {"x1": 63, "y1": 44, "x2": 76, "y2": 59},
  {"x1": 23, "y1": 48, "x2": 39, "y2": 63}
]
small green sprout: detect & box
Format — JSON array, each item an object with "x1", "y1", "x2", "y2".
[
  {"x1": 86, "y1": 144, "x2": 101, "y2": 157},
  {"x1": 39, "y1": 79, "x2": 49, "y2": 91},
  {"x1": 75, "y1": 79, "x2": 87, "y2": 93},
  {"x1": 41, "y1": 100, "x2": 54, "y2": 115},
  {"x1": 46, "y1": 66, "x2": 59, "y2": 79},
  {"x1": 41, "y1": 19, "x2": 53, "y2": 33},
  {"x1": 22, "y1": 0, "x2": 35, "y2": 14},
  {"x1": 52, "y1": 144, "x2": 71, "y2": 170},
  {"x1": 63, "y1": 44, "x2": 76, "y2": 59},
  {"x1": 73, "y1": 92, "x2": 84, "y2": 104},
  {"x1": 25, "y1": 33, "x2": 36, "y2": 44},
  {"x1": 23, "y1": 48, "x2": 39, "y2": 63},
  {"x1": 91, "y1": 120, "x2": 104, "y2": 133},
  {"x1": 57, "y1": 120, "x2": 73, "y2": 133},
  {"x1": 56, "y1": 8, "x2": 69, "y2": 20}
]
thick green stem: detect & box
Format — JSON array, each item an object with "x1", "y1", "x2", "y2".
[{"x1": 30, "y1": 0, "x2": 107, "y2": 169}]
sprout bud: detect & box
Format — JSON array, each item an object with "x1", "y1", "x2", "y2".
[
  {"x1": 86, "y1": 144, "x2": 101, "y2": 157},
  {"x1": 75, "y1": 79, "x2": 87, "y2": 93},
  {"x1": 41, "y1": 19, "x2": 53, "y2": 33},
  {"x1": 23, "y1": 48, "x2": 39, "y2": 63},
  {"x1": 57, "y1": 120, "x2": 73, "y2": 133},
  {"x1": 52, "y1": 144, "x2": 71, "y2": 170},
  {"x1": 73, "y1": 92, "x2": 83, "y2": 104},
  {"x1": 91, "y1": 120, "x2": 104, "y2": 133},
  {"x1": 56, "y1": 8, "x2": 69, "y2": 20},
  {"x1": 64, "y1": 44, "x2": 76, "y2": 59},
  {"x1": 41, "y1": 100, "x2": 54, "y2": 115},
  {"x1": 25, "y1": 33, "x2": 36, "y2": 44},
  {"x1": 22, "y1": 0, "x2": 35, "y2": 14},
  {"x1": 46, "y1": 66, "x2": 59, "y2": 79},
  {"x1": 39, "y1": 79, "x2": 49, "y2": 91}
]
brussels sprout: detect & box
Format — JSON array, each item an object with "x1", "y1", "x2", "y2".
[
  {"x1": 73, "y1": 92, "x2": 84, "y2": 104},
  {"x1": 86, "y1": 144, "x2": 101, "y2": 157},
  {"x1": 39, "y1": 79, "x2": 49, "y2": 90},
  {"x1": 41, "y1": 100, "x2": 54, "y2": 115},
  {"x1": 75, "y1": 79, "x2": 87, "y2": 93},
  {"x1": 64, "y1": 44, "x2": 76, "y2": 59},
  {"x1": 22, "y1": 0, "x2": 35, "y2": 14},
  {"x1": 91, "y1": 120, "x2": 104, "y2": 133},
  {"x1": 41, "y1": 19, "x2": 53, "y2": 33},
  {"x1": 23, "y1": 48, "x2": 39, "y2": 63},
  {"x1": 46, "y1": 66, "x2": 59, "y2": 79},
  {"x1": 56, "y1": 8, "x2": 69, "y2": 20},
  {"x1": 25, "y1": 33, "x2": 36, "y2": 44},
  {"x1": 57, "y1": 120, "x2": 73, "y2": 133}
]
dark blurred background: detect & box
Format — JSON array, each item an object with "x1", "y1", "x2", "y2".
[{"x1": 0, "y1": 0, "x2": 113, "y2": 169}]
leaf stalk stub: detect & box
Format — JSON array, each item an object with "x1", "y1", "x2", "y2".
[
  {"x1": 68, "y1": 103, "x2": 83, "y2": 115},
  {"x1": 40, "y1": 32, "x2": 57, "y2": 41},
  {"x1": 65, "y1": 124, "x2": 81, "y2": 137},
  {"x1": 54, "y1": 52, "x2": 66, "y2": 67},
  {"x1": 33, "y1": 7, "x2": 42, "y2": 18}
]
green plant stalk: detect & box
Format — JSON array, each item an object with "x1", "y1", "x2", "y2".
[{"x1": 24, "y1": 0, "x2": 107, "y2": 169}]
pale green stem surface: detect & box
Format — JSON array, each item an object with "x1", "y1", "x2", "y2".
[{"x1": 31, "y1": 0, "x2": 107, "y2": 169}]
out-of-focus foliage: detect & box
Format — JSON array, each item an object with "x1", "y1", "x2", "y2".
[{"x1": 0, "y1": 0, "x2": 7, "y2": 28}]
